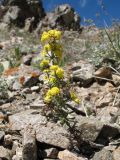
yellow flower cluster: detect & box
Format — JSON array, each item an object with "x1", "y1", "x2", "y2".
[
  {"x1": 70, "y1": 91, "x2": 80, "y2": 104},
  {"x1": 40, "y1": 59, "x2": 49, "y2": 68},
  {"x1": 41, "y1": 30, "x2": 62, "y2": 43},
  {"x1": 44, "y1": 87, "x2": 60, "y2": 103},
  {"x1": 50, "y1": 65, "x2": 64, "y2": 79}
]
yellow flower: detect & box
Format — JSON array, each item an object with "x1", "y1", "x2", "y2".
[
  {"x1": 44, "y1": 96, "x2": 51, "y2": 103},
  {"x1": 40, "y1": 59, "x2": 49, "y2": 68},
  {"x1": 41, "y1": 50, "x2": 47, "y2": 57},
  {"x1": 47, "y1": 87, "x2": 60, "y2": 97},
  {"x1": 44, "y1": 75, "x2": 49, "y2": 81},
  {"x1": 50, "y1": 65, "x2": 59, "y2": 71},
  {"x1": 70, "y1": 91, "x2": 77, "y2": 100},
  {"x1": 41, "y1": 31, "x2": 50, "y2": 43},
  {"x1": 43, "y1": 69, "x2": 50, "y2": 73},
  {"x1": 41, "y1": 30, "x2": 62, "y2": 43},
  {"x1": 74, "y1": 98, "x2": 80, "y2": 104},
  {"x1": 48, "y1": 30, "x2": 62, "y2": 40},
  {"x1": 50, "y1": 87, "x2": 60, "y2": 96},
  {"x1": 56, "y1": 68, "x2": 64, "y2": 79},
  {"x1": 49, "y1": 77, "x2": 57, "y2": 84},
  {"x1": 70, "y1": 91, "x2": 80, "y2": 104},
  {"x1": 44, "y1": 44, "x2": 52, "y2": 52}
]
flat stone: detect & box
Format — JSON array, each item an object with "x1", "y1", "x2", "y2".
[
  {"x1": 58, "y1": 150, "x2": 87, "y2": 160},
  {"x1": 9, "y1": 110, "x2": 71, "y2": 149},
  {"x1": 71, "y1": 61, "x2": 95, "y2": 86},
  {"x1": 92, "y1": 149, "x2": 113, "y2": 160},
  {"x1": 75, "y1": 116, "x2": 120, "y2": 145}
]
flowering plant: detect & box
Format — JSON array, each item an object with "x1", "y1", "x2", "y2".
[{"x1": 40, "y1": 30, "x2": 80, "y2": 124}]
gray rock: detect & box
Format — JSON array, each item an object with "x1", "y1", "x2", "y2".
[
  {"x1": 0, "y1": 146, "x2": 11, "y2": 160},
  {"x1": 9, "y1": 110, "x2": 71, "y2": 149},
  {"x1": 1, "y1": 60, "x2": 10, "y2": 71},
  {"x1": 75, "y1": 116, "x2": 120, "y2": 145},
  {"x1": 22, "y1": 54, "x2": 33, "y2": 66},
  {"x1": 71, "y1": 61, "x2": 95, "y2": 87},
  {"x1": 23, "y1": 76, "x2": 39, "y2": 88},
  {"x1": 4, "y1": 134, "x2": 13, "y2": 146},
  {"x1": 2, "y1": 0, "x2": 45, "y2": 28},
  {"x1": 3, "y1": 6, "x2": 21, "y2": 25},
  {"x1": 92, "y1": 149, "x2": 113, "y2": 160},
  {"x1": 38, "y1": 148, "x2": 58, "y2": 159},
  {"x1": 12, "y1": 147, "x2": 23, "y2": 160},
  {"x1": 22, "y1": 125, "x2": 37, "y2": 160},
  {"x1": 36, "y1": 4, "x2": 80, "y2": 33},
  {"x1": 0, "y1": 130, "x2": 5, "y2": 141}
]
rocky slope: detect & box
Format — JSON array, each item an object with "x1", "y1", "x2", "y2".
[{"x1": 0, "y1": 1, "x2": 120, "y2": 160}]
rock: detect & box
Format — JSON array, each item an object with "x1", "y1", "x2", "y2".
[
  {"x1": 58, "y1": 150, "x2": 87, "y2": 160},
  {"x1": 22, "y1": 54, "x2": 33, "y2": 65},
  {"x1": 12, "y1": 147, "x2": 23, "y2": 160},
  {"x1": 0, "y1": 130, "x2": 5, "y2": 141},
  {"x1": 75, "y1": 116, "x2": 120, "y2": 145},
  {"x1": 2, "y1": 0, "x2": 45, "y2": 28},
  {"x1": 94, "y1": 67, "x2": 112, "y2": 79},
  {"x1": 45, "y1": 148, "x2": 58, "y2": 159},
  {"x1": 3, "y1": 6, "x2": 21, "y2": 25},
  {"x1": 112, "y1": 147, "x2": 120, "y2": 160},
  {"x1": 22, "y1": 125, "x2": 37, "y2": 160},
  {"x1": 9, "y1": 110, "x2": 71, "y2": 149},
  {"x1": 23, "y1": 75, "x2": 40, "y2": 88},
  {"x1": 97, "y1": 107, "x2": 118, "y2": 123},
  {"x1": 36, "y1": 4, "x2": 80, "y2": 33},
  {"x1": 12, "y1": 140, "x2": 20, "y2": 156},
  {"x1": 4, "y1": 134, "x2": 13, "y2": 146},
  {"x1": 0, "y1": 146, "x2": 11, "y2": 160},
  {"x1": 38, "y1": 148, "x2": 59, "y2": 159},
  {"x1": 112, "y1": 74, "x2": 120, "y2": 86},
  {"x1": 1, "y1": 60, "x2": 10, "y2": 71},
  {"x1": 71, "y1": 61, "x2": 95, "y2": 87},
  {"x1": 95, "y1": 92, "x2": 113, "y2": 108},
  {"x1": 92, "y1": 149, "x2": 113, "y2": 160},
  {"x1": 30, "y1": 86, "x2": 40, "y2": 92}
]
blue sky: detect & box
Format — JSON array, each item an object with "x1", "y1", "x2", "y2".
[{"x1": 42, "y1": 0, "x2": 120, "y2": 27}]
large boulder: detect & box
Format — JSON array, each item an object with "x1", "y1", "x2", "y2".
[
  {"x1": 1, "y1": 0, "x2": 45, "y2": 28},
  {"x1": 36, "y1": 4, "x2": 80, "y2": 33}
]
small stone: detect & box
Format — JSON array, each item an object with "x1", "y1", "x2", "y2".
[
  {"x1": 23, "y1": 54, "x2": 33, "y2": 66},
  {"x1": 30, "y1": 86, "x2": 40, "y2": 92},
  {"x1": 45, "y1": 148, "x2": 58, "y2": 159},
  {"x1": 0, "y1": 131, "x2": 5, "y2": 141},
  {"x1": 94, "y1": 67, "x2": 112, "y2": 79},
  {"x1": 22, "y1": 125, "x2": 37, "y2": 160},
  {"x1": 1, "y1": 60, "x2": 10, "y2": 71},
  {"x1": 113, "y1": 147, "x2": 120, "y2": 160},
  {"x1": 58, "y1": 150, "x2": 87, "y2": 160},
  {"x1": 4, "y1": 134, "x2": 13, "y2": 146},
  {"x1": 21, "y1": 88, "x2": 31, "y2": 94}
]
